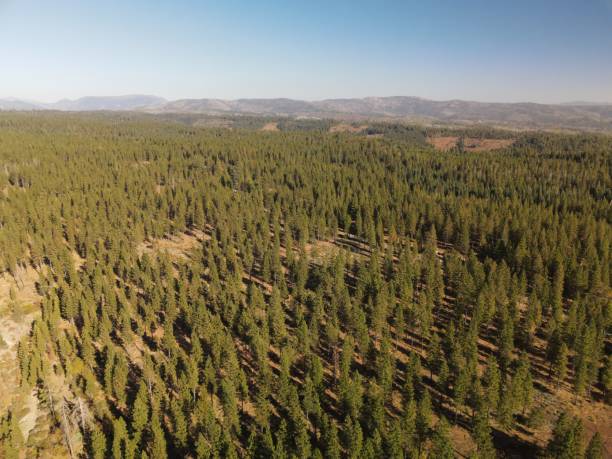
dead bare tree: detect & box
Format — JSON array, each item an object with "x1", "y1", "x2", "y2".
[{"x1": 59, "y1": 398, "x2": 75, "y2": 459}]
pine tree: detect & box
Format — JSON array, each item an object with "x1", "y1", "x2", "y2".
[
  {"x1": 132, "y1": 381, "x2": 150, "y2": 434},
  {"x1": 113, "y1": 354, "x2": 130, "y2": 407},
  {"x1": 89, "y1": 424, "x2": 107, "y2": 459},
  {"x1": 340, "y1": 416, "x2": 361, "y2": 458},
  {"x1": 401, "y1": 395, "x2": 417, "y2": 456},
  {"x1": 513, "y1": 353, "x2": 533, "y2": 415},
  {"x1": 547, "y1": 411, "x2": 584, "y2": 459},
  {"x1": 171, "y1": 398, "x2": 188, "y2": 448},
  {"x1": 431, "y1": 417, "x2": 454, "y2": 459},
  {"x1": 221, "y1": 377, "x2": 241, "y2": 435},
  {"x1": 602, "y1": 355, "x2": 612, "y2": 405},
  {"x1": 112, "y1": 417, "x2": 129, "y2": 459},
  {"x1": 150, "y1": 417, "x2": 168, "y2": 459},
  {"x1": 453, "y1": 367, "x2": 470, "y2": 422},
  {"x1": 483, "y1": 357, "x2": 501, "y2": 416},
  {"x1": 472, "y1": 408, "x2": 495, "y2": 458},
  {"x1": 0, "y1": 411, "x2": 24, "y2": 459},
  {"x1": 322, "y1": 416, "x2": 341, "y2": 459},
  {"x1": 497, "y1": 382, "x2": 515, "y2": 430},
  {"x1": 585, "y1": 432, "x2": 604, "y2": 459},
  {"x1": 416, "y1": 390, "x2": 432, "y2": 454},
  {"x1": 553, "y1": 343, "x2": 569, "y2": 389}
]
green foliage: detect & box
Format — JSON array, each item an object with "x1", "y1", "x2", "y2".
[
  {"x1": 431, "y1": 417, "x2": 454, "y2": 459},
  {"x1": 585, "y1": 432, "x2": 604, "y2": 459},
  {"x1": 1, "y1": 113, "x2": 609, "y2": 458},
  {"x1": 546, "y1": 412, "x2": 585, "y2": 459}
]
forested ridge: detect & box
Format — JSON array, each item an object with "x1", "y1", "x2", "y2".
[{"x1": 0, "y1": 113, "x2": 610, "y2": 458}]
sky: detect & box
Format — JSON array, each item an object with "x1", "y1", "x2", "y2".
[{"x1": 1, "y1": 0, "x2": 611, "y2": 104}]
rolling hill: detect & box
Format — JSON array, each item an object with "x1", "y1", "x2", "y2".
[
  {"x1": 3, "y1": 95, "x2": 612, "y2": 131},
  {"x1": 156, "y1": 96, "x2": 612, "y2": 130}
]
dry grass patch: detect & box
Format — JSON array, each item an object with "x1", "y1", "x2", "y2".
[
  {"x1": 428, "y1": 136, "x2": 514, "y2": 151},
  {"x1": 71, "y1": 250, "x2": 85, "y2": 270},
  {"x1": 0, "y1": 266, "x2": 42, "y2": 439},
  {"x1": 449, "y1": 422, "x2": 477, "y2": 457},
  {"x1": 137, "y1": 228, "x2": 209, "y2": 260},
  {"x1": 0, "y1": 265, "x2": 39, "y2": 310},
  {"x1": 304, "y1": 239, "x2": 339, "y2": 262},
  {"x1": 526, "y1": 388, "x2": 612, "y2": 454},
  {"x1": 261, "y1": 122, "x2": 280, "y2": 132},
  {"x1": 329, "y1": 123, "x2": 368, "y2": 133}
]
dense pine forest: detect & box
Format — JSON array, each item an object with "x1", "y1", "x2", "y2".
[{"x1": 0, "y1": 112, "x2": 610, "y2": 458}]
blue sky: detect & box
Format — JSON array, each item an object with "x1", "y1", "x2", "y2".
[{"x1": 1, "y1": 0, "x2": 611, "y2": 103}]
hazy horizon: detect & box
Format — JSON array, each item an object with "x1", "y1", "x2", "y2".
[
  {"x1": 2, "y1": 0, "x2": 611, "y2": 104},
  {"x1": 3, "y1": 94, "x2": 612, "y2": 107}
]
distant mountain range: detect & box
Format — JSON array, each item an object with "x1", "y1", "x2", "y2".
[
  {"x1": 2, "y1": 95, "x2": 612, "y2": 131},
  {"x1": 0, "y1": 98, "x2": 44, "y2": 110},
  {"x1": 51, "y1": 95, "x2": 167, "y2": 111},
  {"x1": 0, "y1": 95, "x2": 166, "y2": 111}
]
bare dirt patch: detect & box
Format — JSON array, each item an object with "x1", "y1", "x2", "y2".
[
  {"x1": 329, "y1": 123, "x2": 368, "y2": 134},
  {"x1": 304, "y1": 240, "x2": 338, "y2": 261},
  {"x1": 0, "y1": 266, "x2": 39, "y2": 309},
  {"x1": 0, "y1": 266, "x2": 42, "y2": 439},
  {"x1": 18, "y1": 390, "x2": 39, "y2": 441},
  {"x1": 71, "y1": 250, "x2": 85, "y2": 270},
  {"x1": 526, "y1": 388, "x2": 612, "y2": 455},
  {"x1": 301, "y1": 237, "x2": 367, "y2": 265},
  {"x1": 137, "y1": 228, "x2": 209, "y2": 260},
  {"x1": 449, "y1": 422, "x2": 476, "y2": 457},
  {"x1": 428, "y1": 136, "x2": 460, "y2": 151},
  {"x1": 261, "y1": 122, "x2": 279, "y2": 132},
  {"x1": 428, "y1": 136, "x2": 514, "y2": 151}
]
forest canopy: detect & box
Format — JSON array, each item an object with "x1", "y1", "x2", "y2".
[{"x1": 0, "y1": 112, "x2": 609, "y2": 458}]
